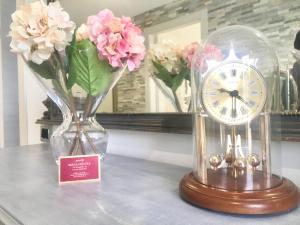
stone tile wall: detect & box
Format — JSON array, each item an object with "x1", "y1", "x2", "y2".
[
  {"x1": 115, "y1": 65, "x2": 146, "y2": 112},
  {"x1": 116, "y1": 0, "x2": 300, "y2": 113}
]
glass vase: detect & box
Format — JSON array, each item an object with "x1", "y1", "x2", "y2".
[
  {"x1": 50, "y1": 96, "x2": 109, "y2": 162},
  {"x1": 150, "y1": 75, "x2": 191, "y2": 112},
  {"x1": 23, "y1": 49, "x2": 126, "y2": 163}
]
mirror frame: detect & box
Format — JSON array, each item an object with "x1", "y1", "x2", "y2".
[{"x1": 37, "y1": 112, "x2": 300, "y2": 142}]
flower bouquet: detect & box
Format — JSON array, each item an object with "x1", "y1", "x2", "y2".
[
  {"x1": 9, "y1": 1, "x2": 145, "y2": 163},
  {"x1": 148, "y1": 41, "x2": 199, "y2": 112}
]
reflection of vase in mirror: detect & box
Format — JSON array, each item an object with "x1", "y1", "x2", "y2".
[
  {"x1": 280, "y1": 70, "x2": 298, "y2": 112},
  {"x1": 150, "y1": 75, "x2": 191, "y2": 112},
  {"x1": 146, "y1": 22, "x2": 201, "y2": 113},
  {"x1": 148, "y1": 40, "x2": 200, "y2": 113},
  {"x1": 291, "y1": 49, "x2": 300, "y2": 111},
  {"x1": 276, "y1": 47, "x2": 300, "y2": 112}
]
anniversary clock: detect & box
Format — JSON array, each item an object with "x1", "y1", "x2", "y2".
[{"x1": 179, "y1": 25, "x2": 299, "y2": 214}]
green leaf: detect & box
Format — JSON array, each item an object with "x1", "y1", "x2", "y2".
[
  {"x1": 28, "y1": 61, "x2": 54, "y2": 80},
  {"x1": 66, "y1": 56, "x2": 77, "y2": 90},
  {"x1": 171, "y1": 71, "x2": 184, "y2": 92},
  {"x1": 152, "y1": 60, "x2": 173, "y2": 88},
  {"x1": 152, "y1": 60, "x2": 187, "y2": 92},
  {"x1": 181, "y1": 63, "x2": 191, "y2": 82},
  {"x1": 66, "y1": 28, "x2": 78, "y2": 89},
  {"x1": 67, "y1": 39, "x2": 113, "y2": 96},
  {"x1": 66, "y1": 28, "x2": 78, "y2": 60}
]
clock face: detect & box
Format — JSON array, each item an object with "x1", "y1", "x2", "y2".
[{"x1": 201, "y1": 62, "x2": 267, "y2": 125}]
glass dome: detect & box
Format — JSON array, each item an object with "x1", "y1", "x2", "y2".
[{"x1": 191, "y1": 25, "x2": 281, "y2": 191}]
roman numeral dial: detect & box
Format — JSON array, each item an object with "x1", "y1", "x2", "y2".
[{"x1": 201, "y1": 62, "x2": 267, "y2": 125}]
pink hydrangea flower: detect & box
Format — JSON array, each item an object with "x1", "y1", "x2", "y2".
[
  {"x1": 183, "y1": 42, "x2": 200, "y2": 68},
  {"x1": 86, "y1": 9, "x2": 145, "y2": 71},
  {"x1": 193, "y1": 43, "x2": 223, "y2": 71}
]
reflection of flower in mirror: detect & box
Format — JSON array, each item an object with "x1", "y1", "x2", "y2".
[
  {"x1": 183, "y1": 42, "x2": 201, "y2": 68},
  {"x1": 149, "y1": 40, "x2": 201, "y2": 112},
  {"x1": 149, "y1": 40, "x2": 182, "y2": 74},
  {"x1": 194, "y1": 44, "x2": 223, "y2": 72}
]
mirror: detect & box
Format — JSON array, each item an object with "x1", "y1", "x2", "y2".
[
  {"x1": 58, "y1": 0, "x2": 300, "y2": 116},
  {"x1": 145, "y1": 15, "x2": 203, "y2": 113},
  {"x1": 276, "y1": 47, "x2": 300, "y2": 114}
]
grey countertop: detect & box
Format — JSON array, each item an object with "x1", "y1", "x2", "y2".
[{"x1": 0, "y1": 144, "x2": 299, "y2": 225}]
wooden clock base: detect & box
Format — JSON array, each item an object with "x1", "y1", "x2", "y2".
[{"x1": 179, "y1": 172, "x2": 300, "y2": 215}]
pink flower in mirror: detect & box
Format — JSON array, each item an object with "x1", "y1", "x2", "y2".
[
  {"x1": 183, "y1": 42, "x2": 201, "y2": 68},
  {"x1": 193, "y1": 43, "x2": 223, "y2": 72}
]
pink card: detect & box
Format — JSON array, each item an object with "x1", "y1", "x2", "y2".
[{"x1": 58, "y1": 154, "x2": 101, "y2": 184}]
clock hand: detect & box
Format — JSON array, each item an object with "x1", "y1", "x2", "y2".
[
  {"x1": 227, "y1": 89, "x2": 250, "y2": 107},
  {"x1": 219, "y1": 89, "x2": 242, "y2": 101},
  {"x1": 231, "y1": 96, "x2": 237, "y2": 118},
  {"x1": 236, "y1": 94, "x2": 250, "y2": 107},
  {"x1": 218, "y1": 88, "x2": 231, "y2": 95},
  {"x1": 231, "y1": 97, "x2": 234, "y2": 117},
  {"x1": 234, "y1": 97, "x2": 237, "y2": 117}
]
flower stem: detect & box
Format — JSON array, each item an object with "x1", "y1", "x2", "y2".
[
  {"x1": 69, "y1": 135, "x2": 79, "y2": 156},
  {"x1": 82, "y1": 94, "x2": 97, "y2": 154},
  {"x1": 78, "y1": 136, "x2": 86, "y2": 155},
  {"x1": 51, "y1": 51, "x2": 97, "y2": 156},
  {"x1": 188, "y1": 101, "x2": 192, "y2": 112},
  {"x1": 83, "y1": 94, "x2": 93, "y2": 119},
  {"x1": 68, "y1": 95, "x2": 84, "y2": 155},
  {"x1": 172, "y1": 90, "x2": 183, "y2": 112},
  {"x1": 83, "y1": 130, "x2": 97, "y2": 154}
]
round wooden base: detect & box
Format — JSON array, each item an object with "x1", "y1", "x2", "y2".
[{"x1": 179, "y1": 172, "x2": 300, "y2": 215}]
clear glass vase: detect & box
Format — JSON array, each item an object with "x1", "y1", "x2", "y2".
[
  {"x1": 150, "y1": 75, "x2": 191, "y2": 112},
  {"x1": 50, "y1": 97, "x2": 109, "y2": 163},
  {"x1": 23, "y1": 48, "x2": 126, "y2": 163}
]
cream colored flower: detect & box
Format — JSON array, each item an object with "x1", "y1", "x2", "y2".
[
  {"x1": 76, "y1": 24, "x2": 89, "y2": 41},
  {"x1": 149, "y1": 40, "x2": 182, "y2": 74},
  {"x1": 9, "y1": 1, "x2": 75, "y2": 64}
]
